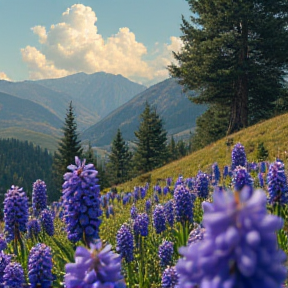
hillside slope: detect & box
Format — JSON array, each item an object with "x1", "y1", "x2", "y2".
[
  {"x1": 81, "y1": 78, "x2": 207, "y2": 146},
  {"x1": 115, "y1": 112, "x2": 288, "y2": 191}
]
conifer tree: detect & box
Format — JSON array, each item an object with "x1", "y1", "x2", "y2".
[
  {"x1": 168, "y1": 136, "x2": 178, "y2": 161},
  {"x1": 134, "y1": 102, "x2": 169, "y2": 173},
  {"x1": 52, "y1": 102, "x2": 83, "y2": 199},
  {"x1": 106, "y1": 129, "x2": 132, "y2": 185},
  {"x1": 256, "y1": 142, "x2": 269, "y2": 162},
  {"x1": 169, "y1": 0, "x2": 288, "y2": 139}
]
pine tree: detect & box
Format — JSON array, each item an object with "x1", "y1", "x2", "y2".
[
  {"x1": 106, "y1": 129, "x2": 132, "y2": 185},
  {"x1": 168, "y1": 136, "x2": 178, "y2": 161},
  {"x1": 52, "y1": 102, "x2": 83, "y2": 200},
  {"x1": 134, "y1": 102, "x2": 169, "y2": 173},
  {"x1": 169, "y1": 0, "x2": 288, "y2": 139},
  {"x1": 176, "y1": 140, "x2": 187, "y2": 158}
]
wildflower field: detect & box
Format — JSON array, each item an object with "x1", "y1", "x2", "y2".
[{"x1": 1, "y1": 139, "x2": 288, "y2": 287}]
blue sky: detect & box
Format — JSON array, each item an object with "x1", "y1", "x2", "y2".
[{"x1": 0, "y1": 0, "x2": 190, "y2": 85}]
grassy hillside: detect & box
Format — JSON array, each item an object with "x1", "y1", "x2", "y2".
[
  {"x1": 0, "y1": 127, "x2": 58, "y2": 153},
  {"x1": 114, "y1": 111, "x2": 288, "y2": 191}
]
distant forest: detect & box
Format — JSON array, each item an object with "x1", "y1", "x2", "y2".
[{"x1": 0, "y1": 138, "x2": 54, "y2": 211}]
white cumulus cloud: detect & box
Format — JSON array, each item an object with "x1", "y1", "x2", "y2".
[
  {"x1": 21, "y1": 4, "x2": 182, "y2": 85},
  {"x1": 0, "y1": 72, "x2": 12, "y2": 81}
]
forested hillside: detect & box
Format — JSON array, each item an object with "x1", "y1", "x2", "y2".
[{"x1": 0, "y1": 138, "x2": 55, "y2": 210}]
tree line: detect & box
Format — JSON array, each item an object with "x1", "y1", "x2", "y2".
[{"x1": 52, "y1": 101, "x2": 191, "y2": 200}]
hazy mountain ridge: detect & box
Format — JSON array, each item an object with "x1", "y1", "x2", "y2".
[
  {"x1": 81, "y1": 78, "x2": 207, "y2": 147},
  {"x1": 35, "y1": 72, "x2": 147, "y2": 119}
]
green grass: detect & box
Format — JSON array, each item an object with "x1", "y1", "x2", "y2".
[
  {"x1": 115, "y1": 112, "x2": 288, "y2": 192},
  {"x1": 0, "y1": 127, "x2": 59, "y2": 153}
]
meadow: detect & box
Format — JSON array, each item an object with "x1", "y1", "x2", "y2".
[{"x1": 1, "y1": 113, "x2": 288, "y2": 287}]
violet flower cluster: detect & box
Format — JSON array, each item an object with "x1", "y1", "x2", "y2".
[
  {"x1": 158, "y1": 240, "x2": 174, "y2": 268},
  {"x1": 133, "y1": 213, "x2": 149, "y2": 237},
  {"x1": 173, "y1": 185, "x2": 194, "y2": 224},
  {"x1": 164, "y1": 200, "x2": 174, "y2": 227},
  {"x1": 212, "y1": 162, "x2": 221, "y2": 184},
  {"x1": 176, "y1": 187, "x2": 287, "y2": 288},
  {"x1": 3, "y1": 262, "x2": 25, "y2": 288},
  {"x1": 194, "y1": 172, "x2": 209, "y2": 198},
  {"x1": 187, "y1": 224, "x2": 205, "y2": 246},
  {"x1": 153, "y1": 204, "x2": 166, "y2": 234},
  {"x1": 4, "y1": 185, "x2": 29, "y2": 242},
  {"x1": 161, "y1": 267, "x2": 179, "y2": 288},
  {"x1": 40, "y1": 209, "x2": 54, "y2": 236},
  {"x1": 65, "y1": 241, "x2": 124, "y2": 288},
  {"x1": 232, "y1": 166, "x2": 253, "y2": 192},
  {"x1": 145, "y1": 199, "x2": 151, "y2": 213},
  {"x1": 27, "y1": 219, "x2": 41, "y2": 239},
  {"x1": 62, "y1": 156, "x2": 102, "y2": 243},
  {"x1": 32, "y1": 179, "x2": 47, "y2": 216},
  {"x1": 267, "y1": 160, "x2": 288, "y2": 205},
  {"x1": 0, "y1": 251, "x2": 11, "y2": 284},
  {"x1": 231, "y1": 142, "x2": 247, "y2": 170},
  {"x1": 130, "y1": 204, "x2": 138, "y2": 220},
  {"x1": 116, "y1": 224, "x2": 134, "y2": 263},
  {"x1": 28, "y1": 243, "x2": 53, "y2": 288}
]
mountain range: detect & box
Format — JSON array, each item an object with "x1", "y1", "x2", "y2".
[
  {"x1": 0, "y1": 72, "x2": 206, "y2": 151},
  {"x1": 81, "y1": 78, "x2": 207, "y2": 147}
]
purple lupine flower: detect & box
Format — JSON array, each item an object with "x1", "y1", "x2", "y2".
[
  {"x1": 154, "y1": 185, "x2": 162, "y2": 195},
  {"x1": 247, "y1": 162, "x2": 258, "y2": 172},
  {"x1": 176, "y1": 187, "x2": 287, "y2": 287},
  {"x1": 62, "y1": 156, "x2": 102, "y2": 243},
  {"x1": 212, "y1": 163, "x2": 221, "y2": 185},
  {"x1": 145, "y1": 199, "x2": 152, "y2": 214},
  {"x1": 158, "y1": 240, "x2": 174, "y2": 267},
  {"x1": 122, "y1": 194, "x2": 130, "y2": 205},
  {"x1": 130, "y1": 204, "x2": 138, "y2": 220},
  {"x1": 164, "y1": 200, "x2": 174, "y2": 227},
  {"x1": 3, "y1": 262, "x2": 25, "y2": 288},
  {"x1": 116, "y1": 224, "x2": 134, "y2": 263},
  {"x1": 187, "y1": 224, "x2": 205, "y2": 246},
  {"x1": 258, "y1": 172, "x2": 264, "y2": 188},
  {"x1": 133, "y1": 187, "x2": 140, "y2": 201},
  {"x1": 259, "y1": 161, "x2": 267, "y2": 173},
  {"x1": 0, "y1": 251, "x2": 11, "y2": 284},
  {"x1": 174, "y1": 185, "x2": 194, "y2": 224},
  {"x1": 223, "y1": 165, "x2": 229, "y2": 179},
  {"x1": 27, "y1": 219, "x2": 41, "y2": 239},
  {"x1": 4, "y1": 185, "x2": 29, "y2": 242},
  {"x1": 232, "y1": 165, "x2": 253, "y2": 193},
  {"x1": 108, "y1": 205, "x2": 114, "y2": 216},
  {"x1": 28, "y1": 243, "x2": 53, "y2": 288},
  {"x1": 231, "y1": 142, "x2": 247, "y2": 170},
  {"x1": 140, "y1": 187, "x2": 146, "y2": 199},
  {"x1": 174, "y1": 176, "x2": 184, "y2": 187},
  {"x1": 40, "y1": 209, "x2": 54, "y2": 236},
  {"x1": 267, "y1": 160, "x2": 288, "y2": 205},
  {"x1": 163, "y1": 186, "x2": 170, "y2": 196},
  {"x1": 133, "y1": 213, "x2": 149, "y2": 237},
  {"x1": 185, "y1": 178, "x2": 194, "y2": 190},
  {"x1": 153, "y1": 204, "x2": 166, "y2": 234},
  {"x1": 194, "y1": 172, "x2": 209, "y2": 199},
  {"x1": 166, "y1": 177, "x2": 172, "y2": 186},
  {"x1": 116, "y1": 194, "x2": 121, "y2": 203},
  {"x1": 65, "y1": 241, "x2": 124, "y2": 288},
  {"x1": 0, "y1": 234, "x2": 7, "y2": 251},
  {"x1": 162, "y1": 267, "x2": 179, "y2": 288},
  {"x1": 32, "y1": 179, "x2": 47, "y2": 216},
  {"x1": 154, "y1": 193, "x2": 159, "y2": 204}
]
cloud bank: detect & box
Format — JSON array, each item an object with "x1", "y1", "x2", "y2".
[{"x1": 21, "y1": 4, "x2": 182, "y2": 85}]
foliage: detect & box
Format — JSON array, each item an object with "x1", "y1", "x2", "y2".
[
  {"x1": 256, "y1": 142, "x2": 269, "y2": 162},
  {"x1": 106, "y1": 129, "x2": 133, "y2": 186},
  {"x1": 134, "y1": 102, "x2": 169, "y2": 173},
  {"x1": 52, "y1": 101, "x2": 83, "y2": 201},
  {"x1": 169, "y1": 0, "x2": 288, "y2": 142}
]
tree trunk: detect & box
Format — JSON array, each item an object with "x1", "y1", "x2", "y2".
[{"x1": 227, "y1": 18, "x2": 249, "y2": 135}]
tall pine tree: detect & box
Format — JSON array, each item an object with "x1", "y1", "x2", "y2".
[
  {"x1": 134, "y1": 102, "x2": 169, "y2": 173},
  {"x1": 106, "y1": 129, "x2": 132, "y2": 185},
  {"x1": 52, "y1": 101, "x2": 83, "y2": 199},
  {"x1": 169, "y1": 0, "x2": 288, "y2": 140}
]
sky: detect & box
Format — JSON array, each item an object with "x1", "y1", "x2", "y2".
[{"x1": 0, "y1": 0, "x2": 191, "y2": 86}]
